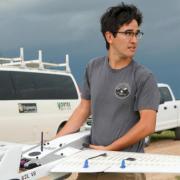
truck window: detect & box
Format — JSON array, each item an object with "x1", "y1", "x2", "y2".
[
  {"x1": 0, "y1": 71, "x2": 16, "y2": 100},
  {"x1": 11, "y1": 71, "x2": 78, "y2": 100},
  {"x1": 159, "y1": 87, "x2": 172, "y2": 102},
  {"x1": 33, "y1": 73, "x2": 78, "y2": 99},
  {"x1": 11, "y1": 71, "x2": 36, "y2": 99}
]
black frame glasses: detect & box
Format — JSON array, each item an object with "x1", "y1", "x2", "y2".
[{"x1": 116, "y1": 31, "x2": 144, "y2": 39}]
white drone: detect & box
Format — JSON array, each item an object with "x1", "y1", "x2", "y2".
[{"x1": 0, "y1": 130, "x2": 180, "y2": 180}]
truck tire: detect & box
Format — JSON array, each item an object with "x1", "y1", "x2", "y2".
[
  {"x1": 175, "y1": 127, "x2": 180, "y2": 140},
  {"x1": 56, "y1": 121, "x2": 80, "y2": 134},
  {"x1": 56, "y1": 121, "x2": 67, "y2": 134}
]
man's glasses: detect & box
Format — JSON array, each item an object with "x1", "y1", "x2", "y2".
[{"x1": 116, "y1": 30, "x2": 144, "y2": 39}]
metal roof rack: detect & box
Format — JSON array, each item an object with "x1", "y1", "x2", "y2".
[{"x1": 0, "y1": 48, "x2": 71, "y2": 72}]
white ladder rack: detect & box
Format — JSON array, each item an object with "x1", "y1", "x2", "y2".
[{"x1": 0, "y1": 48, "x2": 71, "y2": 72}]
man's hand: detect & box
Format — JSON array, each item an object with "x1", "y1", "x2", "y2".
[{"x1": 89, "y1": 144, "x2": 109, "y2": 151}]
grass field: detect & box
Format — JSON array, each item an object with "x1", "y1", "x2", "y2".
[{"x1": 150, "y1": 130, "x2": 175, "y2": 142}]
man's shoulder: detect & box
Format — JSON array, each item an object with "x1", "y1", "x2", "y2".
[
  {"x1": 133, "y1": 61, "x2": 156, "y2": 86},
  {"x1": 88, "y1": 56, "x2": 106, "y2": 68},
  {"x1": 133, "y1": 61, "x2": 153, "y2": 77}
]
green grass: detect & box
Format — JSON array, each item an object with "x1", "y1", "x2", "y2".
[{"x1": 150, "y1": 130, "x2": 175, "y2": 142}]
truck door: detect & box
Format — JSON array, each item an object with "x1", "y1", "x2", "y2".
[{"x1": 156, "y1": 87, "x2": 178, "y2": 131}]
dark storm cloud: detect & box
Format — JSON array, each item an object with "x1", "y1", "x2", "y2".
[
  {"x1": 0, "y1": 0, "x2": 179, "y2": 52},
  {"x1": 0, "y1": 0, "x2": 111, "y2": 50}
]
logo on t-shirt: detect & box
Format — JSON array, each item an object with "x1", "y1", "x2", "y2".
[{"x1": 115, "y1": 83, "x2": 130, "y2": 99}]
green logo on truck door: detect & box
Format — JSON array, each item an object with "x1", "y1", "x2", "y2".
[{"x1": 57, "y1": 102, "x2": 71, "y2": 110}]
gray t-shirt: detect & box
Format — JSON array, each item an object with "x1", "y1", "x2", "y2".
[{"x1": 81, "y1": 56, "x2": 160, "y2": 152}]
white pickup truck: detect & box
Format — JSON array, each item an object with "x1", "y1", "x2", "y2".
[
  {"x1": 143, "y1": 83, "x2": 180, "y2": 145},
  {"x1": 0, "y1": 49, "x2": 81, "y2": 143},
  {"x1": 155, "y1": 83, "x2": 180, "y2": 137}
]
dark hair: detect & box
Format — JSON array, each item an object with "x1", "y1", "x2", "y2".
[{"x1": 100, "y1": 2, "x2": 143, "y2": 49}]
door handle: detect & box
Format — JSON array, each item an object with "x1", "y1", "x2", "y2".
[
  {"x1": 164, "y1": 106, "x2": 167, "y2": 110},
  {"x1": 174, "y1": 105, "x2": 177, "y2": 109}
]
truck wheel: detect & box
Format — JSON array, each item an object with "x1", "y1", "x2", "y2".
[
  {"x1": 56, "y1": 121, "x2": 67, "y2": 134},
  {"x1": 175, "y1": 127, "x2": 180, "y2": 140},
  {"x1": 144, "y1": 136, "x2": 151, "y2": 146}
]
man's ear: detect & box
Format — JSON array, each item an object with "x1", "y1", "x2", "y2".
[{"x1": 104, "y1": 31, "x2": 114, "y2": 44}]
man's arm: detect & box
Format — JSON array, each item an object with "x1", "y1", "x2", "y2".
[
  {"x1": 56, "y1": 98, "x2": 91, "y2": 138},
  {"x1": 90, "y1": 109, "x2": 156, "y2": 151}
]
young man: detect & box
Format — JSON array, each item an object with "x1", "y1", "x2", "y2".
[{"x1": 56, "y1": 3, "x2": 160, "y2": 180}]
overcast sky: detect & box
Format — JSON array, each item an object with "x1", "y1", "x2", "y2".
[{"x1": 1, "y1": 0, "x2": 180, "y2": 97}]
